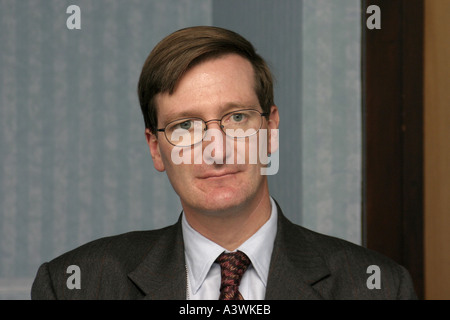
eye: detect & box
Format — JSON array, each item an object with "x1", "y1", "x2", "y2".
[
  {"x1": 231, "y1": 113, "x2": 246, "y2": 122},
  {"x1": 173, "y1": 120, "x2": 193, "y2": 131}
]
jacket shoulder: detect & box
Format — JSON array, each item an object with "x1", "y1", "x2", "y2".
[
  {"x1": 51, "y1": 227, "x2": 168, "y2": 266},
  {"x1": 289, "y1": 222, "x2": 417, "y2": 299},
  {"x1": 31, "y1": 225, "x2": 175, "y2": 299}
]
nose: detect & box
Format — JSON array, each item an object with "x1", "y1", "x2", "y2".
[
  {"x1": 204, "y1": 119, "x2": 223, "y2": 130},
  {"x1": 202, "y1": 120, "x2": 229, "y2": 165},
  {"x1": 203, "y1": 119, "x2": 226, "y2": 142}
]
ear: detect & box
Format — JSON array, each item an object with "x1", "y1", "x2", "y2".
[
  {"x1": 267, "y1": 105, "x2": 280, "y2": 154},
  {"x1": 145, "y1": 128, "x2": 165, "y2": 172}
]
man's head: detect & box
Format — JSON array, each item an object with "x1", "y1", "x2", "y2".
[
  {"x1": 138, "y1": 26, "x2": 279, "y2": 217},
  {"x1": 138, "y1": 26, "x2": 275, "y2": 135}
]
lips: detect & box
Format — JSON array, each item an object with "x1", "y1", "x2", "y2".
[{"x1": 198, "y1": 170, "x2": 239, "y2": 179}]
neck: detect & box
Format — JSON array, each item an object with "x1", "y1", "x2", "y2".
[{"x1": 182, "y1": 190, "x2": 272, "y2": 251}]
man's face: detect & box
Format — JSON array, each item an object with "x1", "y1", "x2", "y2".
[{"x1": 146, "y1": 54, "x2": 279, "y2": 216}]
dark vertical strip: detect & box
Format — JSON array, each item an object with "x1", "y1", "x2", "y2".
[
  {"x1": 361, "y1": 0, "x2": 368, "y2": 249},
  {"x1": 400, "y1": 0, "x2": 424, "y2": 300},
  {"x1": 363, "y1": 0, "x2": 424, "y2": 298}
]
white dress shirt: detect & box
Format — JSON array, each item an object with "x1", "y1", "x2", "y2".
[{"x1": 182, "y1": 197, "x2": 278, "y2": 300}]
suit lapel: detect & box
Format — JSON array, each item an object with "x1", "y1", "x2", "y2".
[
  {"x1": 128, "y1": 218, "x2": 187, "y2": 299},
  {"x1": 265, "y1": 205, "x2": 331, "y2": 299},
  {"x1": 127, "y1": 203, "x2": 331, "y2": 300}
]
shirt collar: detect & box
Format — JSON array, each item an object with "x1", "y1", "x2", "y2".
[{"x1": 182, "y1": 197, "x2": 278, "y2": 295}]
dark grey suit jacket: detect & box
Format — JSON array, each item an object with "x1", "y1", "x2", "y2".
[{"x1": 31, "y1": 205, "x2": 417, "y2": 299}]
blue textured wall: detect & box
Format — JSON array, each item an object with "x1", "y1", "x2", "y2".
[{"x1": 0, "y1": 0, "x2": 361, "y2": 299}]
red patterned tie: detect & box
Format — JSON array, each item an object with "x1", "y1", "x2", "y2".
[{"x1": 215, "y1": 251, "x2": 251, "y2": 300}]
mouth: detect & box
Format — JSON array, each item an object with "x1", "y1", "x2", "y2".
[{"x1": 198, "y1": 171, "x2": 239, "y2": 180}]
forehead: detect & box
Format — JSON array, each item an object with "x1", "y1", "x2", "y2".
[{"x1": 155, "y1": 54, "x2": 259, "y2": 122}]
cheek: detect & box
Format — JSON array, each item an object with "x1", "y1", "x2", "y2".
[
  {"x1": 160, "y1": 147, "x2": 181, "y2": 174},
  {"x1": 160, "y1": 158, "x2": 192, "y2": 197},
  {"x1": 234, "y1": 134, "x2": 269, "y2": 166},
  {"x1": 159, "y1": 147, "x2": 195, "y2": 185}
]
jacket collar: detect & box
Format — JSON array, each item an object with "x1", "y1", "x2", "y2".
[
  {"x1": 127, "y1": 217, "x2": 187, "y2": 299},
  {"x1": 128, "y1": 202, "x2": 331, "y2": 300},
  {"x1": 265, "y1": 204, "x2": 331, "y2": 299}
]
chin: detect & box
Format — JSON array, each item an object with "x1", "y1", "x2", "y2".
[{"x1": 197, "y1": 186, "x2": 256, "y2": 214}]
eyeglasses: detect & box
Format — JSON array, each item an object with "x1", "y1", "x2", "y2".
[{"x1": 157, "y1": 109, "x2": 269, "y2": 147}]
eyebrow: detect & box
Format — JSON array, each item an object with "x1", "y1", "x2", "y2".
[{"x1": 162, "y1": 102, "x2": 259, "y2": 124}]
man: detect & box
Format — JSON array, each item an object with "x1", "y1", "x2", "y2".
[{"x1": 31, "y1": 26, "x2": 417, "y2": 300}]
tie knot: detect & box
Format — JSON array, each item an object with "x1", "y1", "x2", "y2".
[{"x1": 215, "y1": 251, "x2": 251, "y2": 288}]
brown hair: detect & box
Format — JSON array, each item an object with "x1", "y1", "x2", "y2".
[{"x1": 137, "y1": 26, "x2": 274, "y2": 133}]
